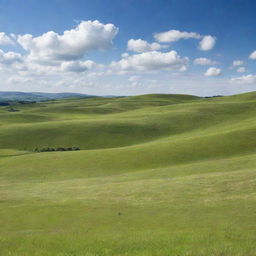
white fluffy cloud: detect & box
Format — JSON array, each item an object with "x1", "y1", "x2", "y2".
[
  {"x1": 121, "y1": 53, "x2": 129, "y2": 58},
  {"x1": 230, "y1": 74, "x2": 256, "y2": 84},
  {"x1": 204, "y1": 67, "x2": 221, "y2": 76},
  {"x1": 0, "y1": 32, "x2": 14, "y2": 45},
  {"x1": 233, "y1": 60, "x2": 244, "y2": 66},
  {"x1": 194, "y1": 57, "x2": 217, "y2": 65},
  {"x1": 17, "y1": 20, "x2": 118, "y2": 62},
  {"x1": 60, "y1": 60, "x2": 96, "y2": 73},
  {"x1": 237, "y1": 67, "x2": 246, "y2": 73},
  {"x1": 128, "y1": 75, "x2": 142, "y2": 87},
  {"x1": 111, "y1": 50, "x2": 188, "y2": 72},
  {"x1": 0, "y1": 21, "x2": 236, "y2": 95},
  {"x1": 0, "y1": 49, "x2": 23, "y2": 65},
  {"x1": 154, "y1": 30, "x2": 216, "y2": 51},
  {"x1": 127, "y1": 39, "x2": 163, "y2": 53},
  {"x1": 199, "y1": 36, "x2": 216, "y2": 51},
  {"x1": 154, "y1": 29, "x2": 201, "y2": 42},
  {"x1": 249, "y1": 51, "x2": 256, "y2": 60}
]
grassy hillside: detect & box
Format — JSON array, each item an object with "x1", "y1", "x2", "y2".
[{"x1": 0, "y1": 93, "x2": 255, "y2": 255}]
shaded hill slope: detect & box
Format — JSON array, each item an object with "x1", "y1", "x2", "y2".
[{"x1": 0, "y1": 92, "x2": 255, "y2": 152}]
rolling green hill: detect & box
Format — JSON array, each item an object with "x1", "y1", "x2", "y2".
[{"x1": 0, "y1": 93, "x2": 255, "y2": 256}]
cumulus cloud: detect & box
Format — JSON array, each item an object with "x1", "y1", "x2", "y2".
[
  {"x1": 128, "y1": 76, "x2": 139, "y2": 82},
  {"x1": 60, "y1": 60, "x2": 96, "y2": 73},
  {"x1": 111, "y1": 50, "x2": 188, "y2": 72},
  {"x1": 179, "y1": 65, "x2": 187, "y2": 72},
  {"x1": 128, "y1": 75, "x2": 142, "y2": 87},
  {"x1": 204, "y1": 67, "x2": 221, "y2": 76},
  {"x1": 0, "y1": 49, "x2": 23, "y2": 65},
  {"x1": 7, "y1": 76, "x2": 33, "y2": 84},
  {"x1": 249, "y1": 50, "x2": 256, "y2": 60},
  {"x1": 237, "y1": 67, "x2": 246, "y2": 73},
  {"x1": 127, "y1": 39, "x2": 163, "y2": 53},
  {"x1": 121, "y1": 52, "x2": 129, "y2": 58},
  {"x1": 154, "y1": 29, "x2": 201, "y2": 42},
  {"x1": 193, "y1": 57, "x2": 218, "y2": 65},
  {"x1": 0, "y1": 21, "x2": 225, "y2": 94},
  {"x1": 154, "y1": 30, "x2": 216, "y2": 51},
  {"x1": 230, "y1": 74, "x2": 256, "y2": 84},
  {"x1": 199, "y1": 36, "x2": 216, "y2": 51},
  {"x1": 17, "y1": 20, "x2": 118, "y2": 63},
  {"x1": 233, "y1": 60, "x2": 244, "y2": 66},
  {"x1": 0, "y1": 32, "x2": 14, "y2": 45}
]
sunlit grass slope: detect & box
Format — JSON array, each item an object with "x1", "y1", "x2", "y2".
[{"x1": 0, "y1": 93, "x2": 256, "y2": 256}]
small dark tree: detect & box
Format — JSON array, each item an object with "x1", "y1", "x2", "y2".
[{"x1": 34, "y1": 146, "x2": 81, "y2": 152}]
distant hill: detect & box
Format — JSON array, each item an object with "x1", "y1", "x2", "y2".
[{"x1": 0, "y1": 91, "x2": 97, "y2": 102}]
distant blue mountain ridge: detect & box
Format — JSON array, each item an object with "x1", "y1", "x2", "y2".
[{"x1": 0, "y1": 91, "x2": 97, "y2": 102}]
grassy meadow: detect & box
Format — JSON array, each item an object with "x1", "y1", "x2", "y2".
[{"x1": 0, "y1": 93, "x2": 256, "y2": 255}]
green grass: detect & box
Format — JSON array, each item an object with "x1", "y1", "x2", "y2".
[{"x1": 0, "y1": 93, "x2": 256, "y2": 255}]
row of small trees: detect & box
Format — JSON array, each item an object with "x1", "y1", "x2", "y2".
[{"x1": 34, "y1": 147, "x2": 80, "y2": 152}]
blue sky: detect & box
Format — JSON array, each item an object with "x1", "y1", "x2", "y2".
[{"x1": 0, "y1": 0, "x2": 255, "y2": 96}]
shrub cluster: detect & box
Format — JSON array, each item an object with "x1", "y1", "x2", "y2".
[
  {"x1": 34, "y1": 147, "x2": 80, "y2": 152},
  {"x1": 18, "y1": 101, "x2": 37, "y2": 104},
  {"x1": 8, "y1": 108, "x2": 19, "y2": 112},
  {"x1": 0, "y1": 102, "x2": 9, "y2": 106},
  {"x1": 204, "y1": 95, "x2": 223, "y2": 98}
]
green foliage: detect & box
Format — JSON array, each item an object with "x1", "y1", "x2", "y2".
[{"x1": 34, "y1": 147, "x2": 80, "y2": 152}]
